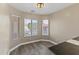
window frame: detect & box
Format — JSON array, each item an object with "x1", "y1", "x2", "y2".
[
  {"x1": 24, "y1": 18, "x2": 32, "y2": 37},
  {"x1": 42, "y1": 19, "x2": 49, "y2": 36},
  {"x1": 24, "y1": 18, "x2": 38, "y2": 37},
  {"x1": 31, "y1": 19, "x2": 38, "y2": 36}
]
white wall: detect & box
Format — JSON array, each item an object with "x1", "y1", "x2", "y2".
[
  {"x1": 0, "y1": 4, "x2": 10, "y2": 55},
  {"x1": 50, "y1": 4, "x2": 79, "y2": 43},
  {"x1": 0, "y1": 15, "x2": 10, "y2": 54}
]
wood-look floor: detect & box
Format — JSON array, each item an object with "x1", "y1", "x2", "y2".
[
  {"x1": 10, "y1": 41, "x2": 55, "y2": 55},
  {"x1": 49, "y1": 42, "x2": 79, "y2": 55}
]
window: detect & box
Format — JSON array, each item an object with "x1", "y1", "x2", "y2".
[
  {"x1": 24, "y1": 19, "x2": 38, "y2": 37},
  {"x1": 32, "y1": 20, "x2": 38, "y2": 36},
  {"x1": 24, "y1": 19, "x2": 31, "y2": 36},
  {"x1": 24, "y1": 19, "x2": 49, "y2": 37},
  {"x1": 42, "y1": 20, "x2": 48, "y2": 35}
]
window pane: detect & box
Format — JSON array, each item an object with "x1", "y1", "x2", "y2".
[
  {"x1": 32, "y1": 20, "x2": 38, "y2": 36},
  {"x1": 24, "y1": 19, "x2": 31, "y2": 36},
  {"x1": 42, "y1": 20, "x2": 48, "y2": 35}
]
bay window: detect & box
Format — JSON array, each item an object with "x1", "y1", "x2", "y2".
[{"x1": 24, "y1": 18, "x2": 49, "y2": 37}]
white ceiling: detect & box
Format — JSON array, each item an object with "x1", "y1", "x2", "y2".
[{"x1": 9, "y1": 3, "x2": 73, "y2": 15}]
